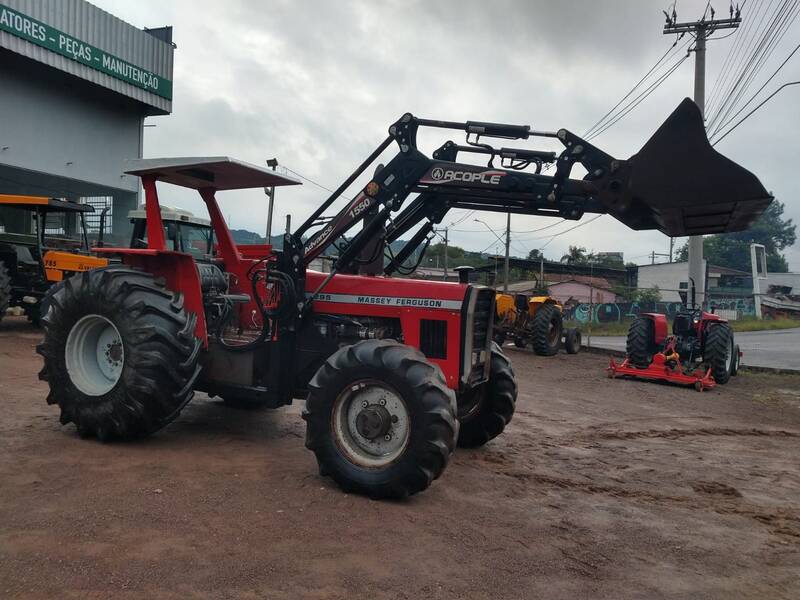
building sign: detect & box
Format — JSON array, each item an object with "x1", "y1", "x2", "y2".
[{"x1": 0, "y1": 3, "x2": 172, "y2": 99}]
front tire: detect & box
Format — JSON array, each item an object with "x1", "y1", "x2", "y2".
[
  {"x1": 731, "y1": 343, "x2": 740, "y2": 376},
  {"x1": 704, "y1": 323, "x2": 734, "y2": 384},
  {"x1": 36, "y1": 266, "x2": 201, "y2": 440},
  {"x1": 532, "y1": 303, "x2": 563, "y2": 356},
  {"x1": 456, "y1": 342, "x2": 517, "y2": 448},
  {"x1": 303, "y1": 339, "x2": 457, "y2": 499},
  {"x1": 564, "y1": 328, "x2": 581, "y2": 354}
]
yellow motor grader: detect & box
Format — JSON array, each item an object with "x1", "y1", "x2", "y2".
[{"x1": 494, "y1": 292, "x2": 581, "y2": 356}]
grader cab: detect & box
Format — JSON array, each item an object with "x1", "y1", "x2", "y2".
[{"x1": 0, "y1": 195, "x2": 107, "y2": 325}]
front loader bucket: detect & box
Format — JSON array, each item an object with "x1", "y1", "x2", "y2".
[{"x1": 599, "y1": 98, "x2": 772, "y2": 236}]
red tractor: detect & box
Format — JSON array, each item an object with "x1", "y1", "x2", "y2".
[
  {"x1": 610, "y1": 286, "x2": 740, "y2": 390},
  {"x1": 37, "y1": 99, "x2": 770, "y2": 498}
]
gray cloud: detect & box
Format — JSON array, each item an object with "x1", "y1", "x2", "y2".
[{"x1": 96, "y1": 0, "x2": 799, "y2": 268}]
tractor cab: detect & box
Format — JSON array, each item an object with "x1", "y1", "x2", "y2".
[
  {"x1": 0, "y1": 195, "x2": 107, "y2": 324},
  {"x1": 128, "y1": 204, "x2": 214, "y2": 260}
]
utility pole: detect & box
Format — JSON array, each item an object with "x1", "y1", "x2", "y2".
[
  {"x1": 663, "y1": 6, "x2": 740, "y2": 308},
  {"x1": 669, "y1": 237, "x2": 675, "y2": 262},
  {"x1": 433, "y1": 227, "x2": 449, "y2": 280},
  {"x1": 503, "y1": 211, "x2": 511, "y2": 292},
  {"x1": 650, "y1": 250, "x2": 670, "y2": 264}
]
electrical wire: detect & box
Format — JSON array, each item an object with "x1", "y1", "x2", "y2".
[
  {"x1": 706, "y1": 0, "x2": 799, "y2": 134},
  {"x1": 586, "y1": 51, "x2": 691, "y2": 141},
  {"x1": 712, "y1": 79, "x2": 800, "y2": 143},
  {"x1": 709, "y1": 0, "x2": 799, "y2": 135},
  {"x1": 710, "y1": 39, "x2": 800, "y2": 138},
  {"x1": 707, "y1": 0, "x2": 773, "y2": 116},
  {"x1": 582, "y1": 33, "x2": 689, "y2": 139},
  {"x1": 282, "y1": 166, "x2": 338, "y2": 194}
]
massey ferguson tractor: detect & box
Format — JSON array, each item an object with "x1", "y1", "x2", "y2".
[
  {"x1": 608, "y1": 284, "x2": 741, "y2": 391},
  {"x1": 37, "y1": 98, "x2": 771, "y2": 498}
]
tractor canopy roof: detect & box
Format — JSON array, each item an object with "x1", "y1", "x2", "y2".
[
  {"x1": 0, "y1": 195, "x2": 94, "y2": 213},
  {"x1": 124, "y1": 157, "x2": 302, "y2": 191},
  {"x1": 128, "y1": 204, "x2": 211, "y2": 227}
]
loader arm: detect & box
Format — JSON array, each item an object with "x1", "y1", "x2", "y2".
[{"x1": 297, "y1": 98, "x2": 771, "y2": 280}]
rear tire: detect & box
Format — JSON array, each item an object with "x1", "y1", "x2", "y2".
[
  {"x1": 704, "y1": 323, "x2": 734, "y2": 384},
  {"x1": 626, "y1": 317, "x2": 656, "y2": 367},
  {"x1": 0, "y1": 260, "x2": 10, "y2": 324},
  {"x1": 36, "y1": 266, "x2": 201, "y2": 440},
  {"x1": 731, "y1": 343, "x2": 740, "y2": 376},
  {"x1": 532, "y1": 303, "x2": 562, "y2": 356},
  {"x1": 303, "y1": 339, "x2": 457, "y2": 499},
  {"x1": 457, "y1": 342, "x2": 517, "y2": 448},
  {"x1": 564, "y1": 328, "x2": 581, "y2": 354}
]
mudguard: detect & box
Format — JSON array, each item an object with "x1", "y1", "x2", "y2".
[{"x1": 639, "y1": 312, "x2": 669, "y2": 345}]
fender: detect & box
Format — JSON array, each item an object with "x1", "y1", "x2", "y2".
[
  {"x1": 639, "y1": 312, "x2": 669, "y2": 345},
  {"x1": 94, "y1": 248, "x2": 207, "y2": 345}
]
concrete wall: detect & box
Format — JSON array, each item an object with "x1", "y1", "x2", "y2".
[
  {"x1": 548, "y1": 282, "x2": 618, "y2": 304},
  {"x1": 637, "y1": 260, "x2": 707, "y2": 302},
  {"x1": 0, "y1": 51, "x2": 143, "y2": 196}
]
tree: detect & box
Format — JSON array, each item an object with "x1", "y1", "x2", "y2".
[
  {"x1": 636, "y1": 286, "x2": 661, "y2": 304},
  {"x1": 676, "y1": 201, "x2": 795, "y2": 272},
  {"x1": 613, "y1": 284, "x2": 661, "y2": 303},
  {"x1": 560, "y1": 245, "x2": 593, "y2": 265},
  {"x1": 527, "y1": 248, "x2": 542, "y2": 260}
]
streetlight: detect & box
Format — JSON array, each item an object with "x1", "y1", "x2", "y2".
[{"x1": 265, "y1": 157, "x2": 279, "y2": 242}]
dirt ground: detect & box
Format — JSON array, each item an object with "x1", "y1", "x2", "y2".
[{"x1": 1, "y1": 315, "x2": 799, "y2": 600}]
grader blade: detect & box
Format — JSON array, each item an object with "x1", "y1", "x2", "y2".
[{"x1": 598, "y1": 98, "x2": 772, "y2": 236}]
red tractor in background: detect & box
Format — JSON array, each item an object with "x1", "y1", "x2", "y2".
[
  {"x1": 609, "y1": 284, "x2": 740, "y2": 390},
  {"x1": 37, "y1": 99, "x2": 770, "y2": 498}
]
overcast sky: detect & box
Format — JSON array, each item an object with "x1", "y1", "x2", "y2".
[{"x1": 95, "y1": 0, "x2": 799, "y2": 269}]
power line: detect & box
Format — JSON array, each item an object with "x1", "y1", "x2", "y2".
[
  {"x1": 706, "y1": 0, "x2": 799, "y2": 134},
  {"x1": 581, "y1": 33, "x2": 688, "y2": 139},
  {"x1": 709, "y1": 0, "x2": 799, "y2": 135},
  {"x1": 586, "y1": 51, "x2": 691, "y2": 141},
  {"x1": 712, "y1": 80, "x2": 800, "y2": 143},
  {"x1": 282, "y1": 166, "x2": 338, "y2": 194},
  {"x1": 710, "y1": 39, "x2": 800, "y2": 138},
  {"x1": 538, "y1": 215, "x2": 606, "y2": 250},
  {"x1": 707, "y1": 0, "x2": 772, "y2": 116},
  {"x1": 451, "y1": 219, "x2": 566, "y2": 235}
]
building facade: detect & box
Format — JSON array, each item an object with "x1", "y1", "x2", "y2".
[{"x1": 0, "y1": 0, "x2": 173, "y2": 240}]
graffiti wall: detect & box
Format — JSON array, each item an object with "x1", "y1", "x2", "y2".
[{"x1": 565, "y1": 296, "x2": 755, "y2": 324}]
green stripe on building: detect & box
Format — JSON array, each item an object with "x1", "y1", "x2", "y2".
[{"x1": 0, "y1": 3, "x2": 172, "y2": 100}]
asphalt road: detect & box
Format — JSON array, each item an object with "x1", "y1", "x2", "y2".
[{"x1": 585, "y1": 327, "x2": 800, "y2": 371}]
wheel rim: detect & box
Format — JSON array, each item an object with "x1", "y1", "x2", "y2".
[
  {"x1": 458, "y1": 384, "x2": 485, "y2": 422},
  {"x1": 65, "y1": 314, "x2": 124, "y2": 396},
  {"x1": 331, "y1": 379, "x2": 410, "y2": 468},
  {"x1": 725, "y1": 338, "x2": 733, "y2": 372},
  {"x1": 548, "y1": 316, "x2": 560, "y2": 345}
]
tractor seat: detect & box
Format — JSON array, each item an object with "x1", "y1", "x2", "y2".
[{"x1": 15, "y1": 245, "x2": 39, "y2": 267}]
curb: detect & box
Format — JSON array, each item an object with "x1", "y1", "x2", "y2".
[{"x1": 582, "y1": 343, "x2": 800, "y2": 375}]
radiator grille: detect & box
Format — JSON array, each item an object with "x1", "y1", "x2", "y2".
[
  {"x1": 420, "y1": 319, "x2": 447, "y2": 359},
  {"x1": 472, "y1": 288, "x2": 494, "y2": 350}
]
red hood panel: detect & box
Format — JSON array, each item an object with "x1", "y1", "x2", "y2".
[{"x1": 305, "y1": 271, "x2": 468, "y2": 309}]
